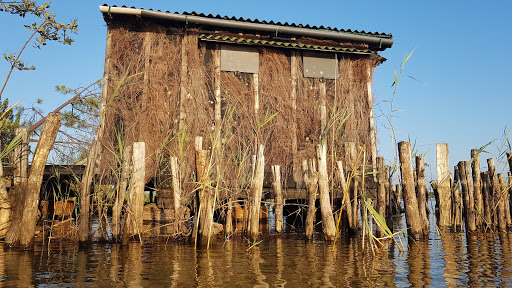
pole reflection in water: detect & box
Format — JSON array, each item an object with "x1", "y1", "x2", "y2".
[
  {"x1": 406, "y1": 238, "x2": 431, "y2": 287},
  {"x1": 2, "y1": 249, "x2": 33, "y2": 287},
  {"x1": 441, "y1": 233, "x2": 460, "y2": 287},
  {"x1": 275, "y1": 238, "x2": 286, "y2": 287},
  {"x1": 122, "y1": 243, "x2": 142, "y2": 287},
  {"x1": 197, "y1": 248, "x2": 215, "y2": 286},
  {"x1": 500, "y1": 233, "x2": 512, "y2": 286},
  {"x1": 250, "y1": 246, "x2": 268, "y2": 288},
  {"x1": 321, "y1": 245, "x2": 336, "y2": 288}
]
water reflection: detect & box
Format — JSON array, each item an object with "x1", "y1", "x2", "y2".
[
  {"x1": 0, "y1": 231, "x2": 511, "y2": 286},
  {"x1": 407, "y1": 239, "x2": 431, "y2": 287}
]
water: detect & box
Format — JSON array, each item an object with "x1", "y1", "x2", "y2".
[{"x1": 1, "y1": 206, "x2": 512, "y2": 287}]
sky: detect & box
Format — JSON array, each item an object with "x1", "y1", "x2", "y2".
[{"x1": 1, "y1": 0, "x2": 511, "y2": 181}]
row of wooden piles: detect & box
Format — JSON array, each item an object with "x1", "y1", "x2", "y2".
[
  {"x1": 398, "y1": 141, "x2": 512, "y2": 239},
  {"x1": 433, "y1": 144, "x2": 512, "y2": 233}
]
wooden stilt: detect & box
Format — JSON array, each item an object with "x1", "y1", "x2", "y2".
[
  {"x1": 196, "y1": 149, "x2": 213, "y2": 245},
  {"x1": 112, "y1": 145, "x2": 132, "y2": 238},
  {"x1": 376, "y1": 157, "x2": 387, "y2": 238},
  {"x1": 499, "y1": 174, "x2": 511, "y2": 229},
  {"x1": 416, "y1": 156, "x2": 430, "y2": 234},
  {"x1": 481, "y1": 172, "x2": 492, "y2": 230},
  {"x1": 272, "y1": 165, "x2": 283, "y2": 233},
  {"x1": 436, "y1": 143, "x2": 452, "y2": 230},
  {"x1": 6, "y1": 113, "x2": 61, "y2": 248},
  {"x1": 458, "y1": 161, "x2": 476, "y2": 232},
  {"x1": 170, "y1": 156, "x2": 181, "y2": 234},
  {"x1": 452, "y1": 167, "x2": 463, "y2": 232},
  {"x1": 470, "y1": 149, "x2": 483, "y2": 229},
  {"x1": 398, "y1": 141, "x2": 423, "y2": 238},
  {"x1": 179, "y1": 32, "x2": 188, "y2": 131},
  {"x1": 249, "y1": 145, "x2": 264, "y2": 242},
  {"x1": 123, "y1": 142, "x2": 146, "y2": 241},
  {"x1": 316, "y1": 144, "x2": 336, "y2": 241},
  {"x1": 304, "y1": 159, "x2": 318, "y2": 240},
  {"x1": 336, "y1": 160, "x2": 351, "y2": 233},
  {"x1": 345, "y1": 142, "x2": 359, "y2": 234}
]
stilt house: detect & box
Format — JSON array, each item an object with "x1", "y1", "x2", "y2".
[{"x1": 97, "y1": 5, "x2": 393, "y2": 204}]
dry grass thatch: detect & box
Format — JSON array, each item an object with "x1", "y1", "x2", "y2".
[{"x1": 99, "y1": 20, "x2": 379, "y2": 201}]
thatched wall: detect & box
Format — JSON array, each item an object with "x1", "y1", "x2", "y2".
[{"x1": 99, "y1": 19, "x2": 378, "y2": 198}]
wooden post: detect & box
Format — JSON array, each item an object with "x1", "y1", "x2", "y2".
[
  {"x1": 304, "y1": 159, "x2": 318, "y2": 240},
  {"x1": 385, "y1": 165, "x2": 394, "y2": 230},
  {"x1": 396, "y1": 184, "x2": 403, "y2": 213},
  {"x1": 488, "y1": 158, "x2": 506, "y2": 231},
  {"x1": 290, "y1": 51, "x2": 300, "y2": 185},
  {"x1": 481, "y1": 172, "x2": 492, "y2": 230},
  {"x1": 79, "y1": 26, "x2": 112, "y2": 243},
  {"x1": 470, "y1": 149, "x2": 483, "y2": 229},
  {"x1": 507, "y1": 153, "x2": 512, "y2": 172},
  {"x1": 123, "y1": 142, "x2": 145, "y2": 240},
  {"x1": 13, "y1": 128, "x2": 29, "y2": 187},
  {"x1": 416, "y1": 156, "x2": 429, "y2": 234},
  {"x1": 170, "y1": 156, "x2": 181, "y2": 234},
  {"x1": 249, "y1": 145, "x2": 265, "y2": 242},
  {"x1": 366, "y1": 68, "x2": 378, "y2": 181},
  {"x1": 499, "y1": 174, "x2": 511, "y2": 229},
  {"x1": 458, "y1": 161, "x2": 476, "y2": 232},
  {"x1": 376, "y1": 157, "x2": 387, "y2": 237},
  {"x1": 112, "y1": 145, "x2": 132, "y2": 238},
  {"x1": 225, "y1": 198, "x2": 233, "y2": 238},
  {"x1": 0, "y1": 140, "x2": 9, "y2": 238},
  {"x1": 142, "y1": 31, "x2": 153, "y2": 111},
  {"x1": 213, "y1": 45, "x2": 222, "y2": 176},
  {"x1": 346, "y1": 143, "x2": 360, "y2": 233},
  {"x1": 272, "y1": 165, "x2": 283, "y2": 233},
  {"x1": 195, "y1": 149, "x2": 213, "y2": 244},
  {"x1": 336, "y1": 160, "x2": 352, "y2": 232},
  {"x1": 319, "y1": 80, "x2": 327, "y2": 136},
  {"x1": 179, "y1": 32, "x2": 188, "y2": 131},
  {"x1": 436, "y1": 143, "x2": 452, "y2": 230},
  {"x1": 253, "y1": 73, "x2": 259, "y2": 115},
  {"x1": 6, "y1": 113, "x2": 61, "y2": 248},
  {"x1": 316, "y1": 144, "x2": 336, "y2": 241},
  {"x1": 398, "y1": 141, "x2": 423, "y2": 238},
  {"x1": 452, "y1": 166, "x2": 463, "y2": 232},
  {"x1": 508, "y1": 172, "x2": 512, "y2": 230},
  {"x1": 79, "y1": 140, "x2": 98, "y2": 243}
]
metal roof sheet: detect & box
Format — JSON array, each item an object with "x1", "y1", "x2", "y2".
[
  {"x1": 199, "y1": 34, "x2": 377, "y2": 55},
  {"x1": 101, "y1": 5, "x2": 392, "y2": 39}
]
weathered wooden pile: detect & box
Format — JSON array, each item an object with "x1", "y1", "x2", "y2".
[{"x1": 399, "y1": 141, "x2": 512, "y2": 239}]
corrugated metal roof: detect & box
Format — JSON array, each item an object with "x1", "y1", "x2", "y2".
[
  {"x1": 102, "y1": 5, "x2": 392, "y2": 39},
  {"x1": 199, "y1": 34, "x2": 377, "y2": 55}
]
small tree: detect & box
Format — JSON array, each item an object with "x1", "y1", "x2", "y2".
[{"x1": 0, "y1": 0, "x2": 78, "y2": 99}]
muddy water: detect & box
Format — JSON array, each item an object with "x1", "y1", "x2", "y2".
[{"x1": 1, "y1": 210, "x2": 512, "y2": 287}]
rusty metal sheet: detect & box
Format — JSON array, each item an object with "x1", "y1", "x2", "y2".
[{"x1": 220, "y1": 44, "x2": 259, "y2": 73}]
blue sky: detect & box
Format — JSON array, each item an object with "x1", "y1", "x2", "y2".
[{"x1": 1, "y1": 0, "x2": 511, "y2": 180}]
